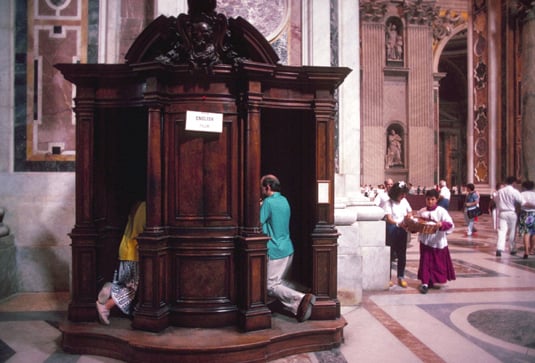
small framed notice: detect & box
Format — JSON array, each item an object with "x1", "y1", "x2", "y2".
[
  {"x1": 318, "y1": 182, "x2": 330, "y2": 204},
  {"x1": 185, "y1": 110, "x2": 223, "y2": 133}
]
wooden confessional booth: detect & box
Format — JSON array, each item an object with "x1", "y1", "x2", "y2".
[{"x1": 57, "y1": 2, "x2": 350, "y2": 361}]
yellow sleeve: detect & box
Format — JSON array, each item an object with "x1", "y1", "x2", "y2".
[{"x1": 118, "y1": 201, "x2": 146, "y2": 261}]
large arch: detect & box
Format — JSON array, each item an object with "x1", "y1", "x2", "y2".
[{"x1": 433, "y1": 23, "x2": 472, "y2": 191}]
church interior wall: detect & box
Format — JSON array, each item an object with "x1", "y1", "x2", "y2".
[{"x1": 0, "y1": 173, "x2": 74, "y2": 292}]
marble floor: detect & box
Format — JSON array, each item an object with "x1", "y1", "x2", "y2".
[{"x1": 1, "y1": 211, "x2": 534, "y2": 362}]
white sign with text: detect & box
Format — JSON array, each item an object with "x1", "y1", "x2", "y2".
[{"x1": 185, "y1": 111, "x2": 223, "y2": 133}]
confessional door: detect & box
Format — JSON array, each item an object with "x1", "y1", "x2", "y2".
[
  {"x1": 93, "y1": 107, "x2": 148, "y2": 289},
  {"x1": 260, "y1": 108, "x2": 316, "y2": 288}
]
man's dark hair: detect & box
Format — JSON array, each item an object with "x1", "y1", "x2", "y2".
[
  {"x1": 522, "y1": 180, "x2": 534, "y2": 190},
  {"x1": 505, "y1": 176, "x2": 517, "y2": 185},
  {"x1": 466, "y1": 183, "x2": 475, "y2": 191}
]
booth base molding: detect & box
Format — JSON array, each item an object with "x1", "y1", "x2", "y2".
[{"x1": 60, "y1": 314, "x2": 346, "y2": 363}]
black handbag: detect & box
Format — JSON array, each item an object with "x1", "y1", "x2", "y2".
[{"x1": 467, "y1": 206, "x2": 482, "y2": 219}]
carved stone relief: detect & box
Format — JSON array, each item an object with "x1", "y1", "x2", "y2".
[
  {"x1": 359, "y1": 1, "x2": 387, "y2": 23},
  {"x1": 401, "y1": 0, "x2": 436, "y2": 25},
  {"x1": 432, "y1": 9, "x2": 463, "y2": 48}
]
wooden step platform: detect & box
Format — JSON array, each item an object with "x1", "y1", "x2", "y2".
[{"x1": 60, "y1": 314, "x2": 346, "y2": 362}]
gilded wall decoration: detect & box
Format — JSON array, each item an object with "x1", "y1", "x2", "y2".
[
  {"x1": 474, "y1": 105, "x2": 488, "y2": 133},
  {"x1": 474, "y1": 159, "x2": 488, "y2": 182},
  {"x1": 471, "y1": 0, "x2": 489, "y2": 184},
  {"x1": 474, "y1": 60, "x2": 488, "y2": 89},
  {"x1": 475, "y1": 138, "x2": 487, "y2": 157},
  {"x1": 431, "y1": 7, "x2": 468, "y2": 52}
]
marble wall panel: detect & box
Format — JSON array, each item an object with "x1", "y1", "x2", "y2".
[
  {"x1": 219, "y1": 0, "x2": 288, "y2": 41},
  {"x1": 0, "y1": 173, "x2": 75, "y2": 291},
  {"x1": 16, "y1": 245, "x2": 71, "y2": 291},
  {"x1": 0, "y1": 235, "x2": 17, "y2": 299},
  {"x1": 15, "y1": 0, "x2": 86, "y2": 171},
  {"x1": 219, "y1": 0, "x2": 290, "y2": 64},
  {"x1": 31, "y1": 26, "x2": 77, "y2": 155}
]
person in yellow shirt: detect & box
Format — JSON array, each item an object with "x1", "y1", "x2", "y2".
[{"x1": 96, "y1": 201, "x2": 146, "y2": 325}]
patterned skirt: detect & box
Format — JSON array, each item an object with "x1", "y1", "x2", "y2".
[
  {"x1": 518, "y1": 211, "x2": 535, "y2": 236},
  {"x1": 110, "y1": 260, "x2": 139, "y2": 315}
]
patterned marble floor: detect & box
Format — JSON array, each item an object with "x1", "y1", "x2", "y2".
[{"x1": 1, "y1": 211, "x2": 534, "y2": 362}]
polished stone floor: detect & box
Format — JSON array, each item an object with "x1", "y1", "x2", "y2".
[{"x1": 1, "y1": 211, "x2": 534, "y2": 362}]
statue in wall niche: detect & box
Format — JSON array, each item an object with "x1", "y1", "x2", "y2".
[
  {"x1": 386, "y1": 22, "x2": 403, "y2": 61},
  {"x1": 0, "y1": 207, "x2": 10, "y2": 237},
  {"x1": 386, "y1": 129, "x2": 403, "y2": 168},
  {"x1": 155, "y1": 0, "x2": 244, "y2": 73}
]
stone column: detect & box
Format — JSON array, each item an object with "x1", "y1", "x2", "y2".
[
  {"x1": 404, "y1": 1, "x2": 436, "y2": 187},
  {"x1": 336, "y1": 0, "x2": 361, "y2": 203},
  {"x1": 301, "y1": 0, "x2": 330, "y2": 66},
  {"x1": 334, "y1": 2, "x2": 390, "y2": 306},
  {"x1": 0, "y1": 0, "x2": 13, "y2": 172},
  {"x1": 520, "y1": 5, "x2": 535, "y2": 181}
]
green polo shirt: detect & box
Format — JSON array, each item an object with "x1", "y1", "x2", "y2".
[{"x1": 260, "y1": 192, "x2": 294, "y2": 259}]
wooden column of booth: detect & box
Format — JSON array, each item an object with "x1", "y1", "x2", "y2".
[{"x1": 57, "y1": 3, "x2": 350, "y2": 360}]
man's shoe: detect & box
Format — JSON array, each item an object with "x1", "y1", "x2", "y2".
[
  {"x1": 419, "y1": 285, "x2": 428, "y2": 294},
  {"x1": 510, "y1": 250, "x2": 517, "y2": 256},
  {"x1": 296, "y1": 293, "x2": 316, "y2": 322},
  {"x1": 98, "y1": 282, "x2": 112, "y2": 305},
  {"x1": 96, "y1": 301, "x2": 110, "y2": 325},
  {"x1": 523, "y1": 254, "x2": 528, "y2": 259},
  {"x1": 398, "y1": 278, "x2": 408, "y2": 288},
  {"x1": 496, "y1": 250, "x2": 502, "y2": 257}
]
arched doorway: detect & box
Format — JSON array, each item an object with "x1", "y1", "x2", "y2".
[{"x1": 437, "y1": 29, "x2": 468, "y2": 193}]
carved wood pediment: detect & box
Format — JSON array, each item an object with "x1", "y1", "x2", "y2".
[{"x1": 124, "y1": 1, "x2": 279, "y2": 72}]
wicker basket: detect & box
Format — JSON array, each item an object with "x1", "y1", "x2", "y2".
[{"x1": 404, "y1": 216, "x2": 439, "y2": 234}]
